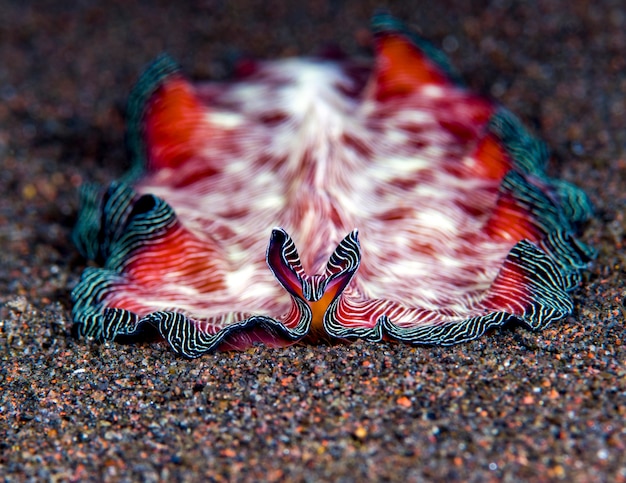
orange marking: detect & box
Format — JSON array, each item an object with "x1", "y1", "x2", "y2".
[
  {"x1": 485, "y1": 196, "x2": 538, "y2": 242},
  {"x1": 305, "y1": 278, "x2": 344, "y2": 340},
  {"x1": 374, "y1": 34, "x2": 448, "y2": 100},
  {"x1": 144, "y1": 77, "x2": 208, "y2": 171},
  {"x1": 471, "y1": 133, "x2": 512, "y2": 180},
  {"x1": 126, "y1": 223, "x2": 225, "y2": 292},
  {"x1": 307, "y1": 290, "x2": 336, "y2": 335}
]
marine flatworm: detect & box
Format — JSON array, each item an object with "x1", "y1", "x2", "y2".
[{"x1": 72, "y1": 13, "x2": 594, "y2": 357}]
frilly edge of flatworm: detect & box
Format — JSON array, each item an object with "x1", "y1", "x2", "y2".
[{"x1": 71, "y1": 12, "x2": 595, "y2": 357}]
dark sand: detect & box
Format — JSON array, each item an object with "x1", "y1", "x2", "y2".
[{"x1": 1, "y1": 1, "x2": 624, "y2": 481}]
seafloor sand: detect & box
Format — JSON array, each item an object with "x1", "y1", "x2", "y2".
[{"x1": 0, "y1": 1, "x2": 624, "y2": 481}]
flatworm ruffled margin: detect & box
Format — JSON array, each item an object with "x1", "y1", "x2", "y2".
[{"x1": 71, "y1": 13, "x2": 595, "y2": 357}]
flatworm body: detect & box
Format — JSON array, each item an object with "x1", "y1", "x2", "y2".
[{"x1": 72, "y1": 13, "x2": 594, "y2": 357}]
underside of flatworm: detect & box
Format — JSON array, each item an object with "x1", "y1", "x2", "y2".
[{"x1": 71, "y1": 12, "x2": 595, "y2": 357}]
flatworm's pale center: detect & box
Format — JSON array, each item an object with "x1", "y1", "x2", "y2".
[{"x1": 136, "y1": 58, "x2": 509, "y2": 321}]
